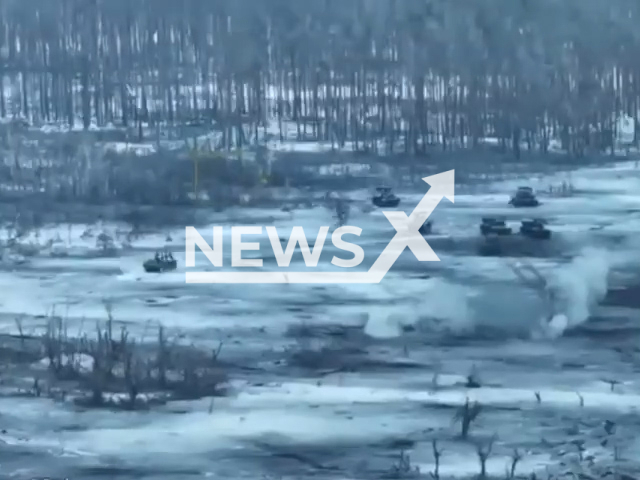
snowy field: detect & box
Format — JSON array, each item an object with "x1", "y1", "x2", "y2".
[{"x1": 1, "y1": 162, "x2": 640, "y2": 479}]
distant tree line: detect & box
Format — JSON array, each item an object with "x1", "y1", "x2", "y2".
[{"x1": 1, "y1": 0, "x2": 639, "y2": 157}]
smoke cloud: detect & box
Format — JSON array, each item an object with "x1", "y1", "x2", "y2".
[
  {"x1": 363, "y1": 278, "x2": 473, "y2": 338},
  {"x1": 538, "y1": 248, "x2": 610, "y2": 338}
]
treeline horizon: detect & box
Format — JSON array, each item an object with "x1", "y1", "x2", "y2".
[{"x1": 1, "y1": 0, "x2": 639, "y2": 157}]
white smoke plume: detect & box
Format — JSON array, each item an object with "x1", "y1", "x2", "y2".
[
  {"x1": 538, "y1": 248, "x2": 610, "y2": 338},
  {"x1": 363, "y1": 278, "x2": 473, "y2": 338},
  {"x1": 363, "y1": 248, "x2": 612, "y2": 340}
]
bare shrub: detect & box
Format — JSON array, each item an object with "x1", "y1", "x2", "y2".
[
  {"x1": 40, "y1": 308, "x2": 227, "y2": 410},
  {"x1": 453, "y1": 398, "x2": 482, "y2": 439}
]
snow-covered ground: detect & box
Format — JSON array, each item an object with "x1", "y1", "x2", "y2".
[{"x1": 1, "y1": 161, "x2": 640, "y2": 479}]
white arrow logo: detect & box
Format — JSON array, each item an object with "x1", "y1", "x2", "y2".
[
  {"x1": 366, "y1": 169, "x2": 454, "y2": 282},
  {"x1": 186, "y1": 170, "x2": 454, "y2": 283}
]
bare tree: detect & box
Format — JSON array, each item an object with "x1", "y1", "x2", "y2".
[
  {"x1": 476, "y1": 435, "x2": 497, "y2": 479},
  {"x1": 1, "y1": 0, "x2": 639, "y2": 160}
]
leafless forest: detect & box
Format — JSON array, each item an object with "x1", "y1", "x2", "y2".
[{"x1": 1, "y1": 0, "x2": 639, "y2": 159}]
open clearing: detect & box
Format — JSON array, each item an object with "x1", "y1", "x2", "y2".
[{"x1": 1, "y1": 162, "x2": 639, "y2": 480}]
